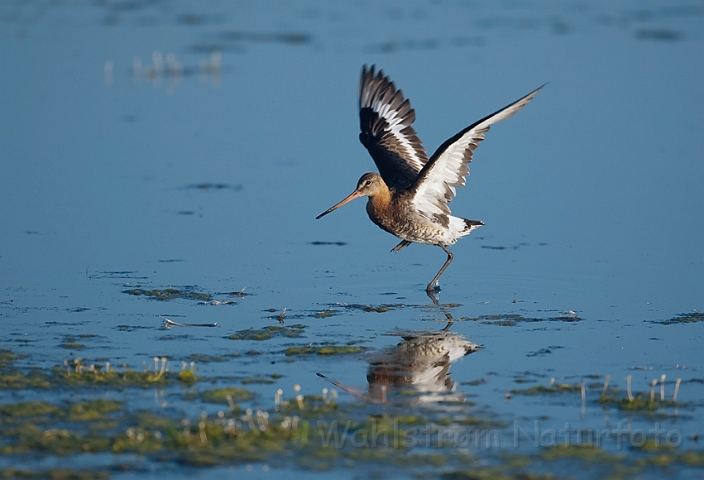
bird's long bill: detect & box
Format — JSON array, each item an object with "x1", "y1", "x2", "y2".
[{"x1": 315, "y1": 190, "x2": 363, "y2": 219}]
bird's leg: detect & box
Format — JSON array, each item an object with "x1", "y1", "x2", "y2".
[
  {"x1": 391, "y1": 240, "x2": 412, "y2": 253},
  {"x1": 426, "y1": 245, "x2": 453, "y2": 294},
  {"x1": 426, "y1": 288, "x2": 440, "y2": 305}
]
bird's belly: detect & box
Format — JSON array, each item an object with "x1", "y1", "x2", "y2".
[
  {"x1": 397, "y1": 226, "x2": 456, "y2": 246},
  {"x1": 366, "y1": 202, "x2": 456, "y2": 246}
]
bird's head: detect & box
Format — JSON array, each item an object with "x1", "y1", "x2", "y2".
[{"x1": 316, "y1": 172, "x2": 387, "y2": 219}]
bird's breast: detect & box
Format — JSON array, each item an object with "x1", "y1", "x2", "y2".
[
  {"x1": 365, "y1": 195, "x2": 396, "y2": 234},
  {"x1": 365, "y1": 195, "x2": 450, "y2": 245}
]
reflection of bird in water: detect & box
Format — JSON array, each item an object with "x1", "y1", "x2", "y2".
[
  {"x1": 316, "y1": 65, "x2": 543, "y2": 299},
  {"x1": 367, "y1": 330, "x2": 479, "y2": 403}
]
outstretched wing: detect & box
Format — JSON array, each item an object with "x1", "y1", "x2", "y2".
[
  {"x1": 410, "y1": 85, "x2": 545, "y2": 225},
  {"x1": 358, "y1": 65, "x2": 429, "y2": 190}
]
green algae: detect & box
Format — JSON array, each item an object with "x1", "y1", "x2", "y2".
[
  {"x1": 0, "y1": 349, "x2": 26, "y2": 369},
  {"x1": 0, "y1": 359, "x2": 202, "y2": 391},
  {"x1": 657, "y1": 312, "x2": 704, "y2": 325},
  {"x1": 0, "y1": 378, "x2": 701, "y2": 479},
  {"x1": 540, "y1": 443, "x2": 624, "y2": 463},
  {"x1": 597, "y1": 393, "x2": 683, "y2": 414},
  {"x1": 674, "y1": 449, "x2": 704, "y2": 466},
  {"x1": 67, "y1": 399, "x2": 123, "y2": 421},
  {"x1": 1, "y1": 349, "x2": 702, "y2": 478},
  {"x1": 228, "y1": 324, "x2": 306, "y2": 341},
  {"x1": 201, "y1": 387, "x2": 254, "y2": 404},
  {"x1": 0, "y1": 468, "x2": 110, "y2": 480},
  {"x1": 284, "y1": 345, "x2": 368, "y2": 356},
  {"x1": 186, "y1": 353, "x2": 238, "y2": 363},
  {"x1": 59, "y1": 336, "x2": 88, "y2": 350},
  {"x1": 122, "y1": 287, "x2": 212, "y2": 302},
  {"x1": 115, "y1": 324, "x2": 150, "y2": 332},
  {"x1": 510, "y1": 384, "x2": 582, "y2": 396},
  {"x1": 464, "y1": 313, "x2": 583, "y2": 325},
  {"x1": 442, "y1": 468, "x2": 562, "y2": 480},
  {"x1": 0, "y1": 369, "x2": 52, "y2": 389},
  {"x1": 340, "y1": 303, "x2": 403, "y2": 313},
  {"x1": 0, "y1": 400, "x2": 122, "y2": 425},
  {"x1": 0, "y1": 401, "x2": 60, "y2": 418},
  {"x1": 177, "y1": 368, "x2": 200, "y2": 384},
  {"x1": 241, "y1": 376, "x2": 276, "y2": 385}
]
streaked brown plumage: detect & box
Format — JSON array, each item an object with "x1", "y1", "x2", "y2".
[{"x1": 317, "y1": 65, "x2": 543, "y2": 296}]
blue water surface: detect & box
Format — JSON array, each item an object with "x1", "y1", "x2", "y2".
[{"x1": 1, "y1": 1, "x2": 703, "y2": 478}]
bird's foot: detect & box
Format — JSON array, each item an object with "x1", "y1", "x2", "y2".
[
  {"x1": 391, "y1": 240, "x2": 412, "y2": 253},
  {"x1": 425, "y1": 283, "x2": 440, "y2": 305}
]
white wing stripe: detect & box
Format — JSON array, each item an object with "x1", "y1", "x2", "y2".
[{"x1": 412, "y1": 86, "x2": 543, "y2": 221}]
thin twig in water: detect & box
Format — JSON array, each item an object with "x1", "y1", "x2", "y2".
[
  {"x1": 626, "y1": 375, "x2": 633, "y2": 402},
  {"x1": 601, "y1": 375, "x2": 610, "y2": 397},
  {"x1": 660, "y1": 374, "x2": 666, "y2": 401},
  {"x1": 277, "y1": 308, "x2": 286, "y2": 324},
  {"x1": 159, "y1": 315, "x2": 218, "y2": 328}
]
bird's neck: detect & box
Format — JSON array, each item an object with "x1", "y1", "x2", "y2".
[
  {"x1": 365, "y1": 186, "x2": 394, "y2": 229},
  {"x1": 367, "y1": 186, "x2": 392, "y2": 214}
]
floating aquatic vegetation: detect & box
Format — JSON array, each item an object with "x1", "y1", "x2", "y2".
[
  {"x1": 526, "y1": 346, "x2": 565, "y2": 357},
  {"x1": 464, "y1": 313, "x2": 582, "y2": 326},
  {"x1": 511, "y1": 374, "x2": 689, "y2": 418},
  {"x1": 0, "y1": 370, "x2": 52, "y2": 389},
  {"x1": 595, "y1": 374, "x2": 688, "y2": 415},
  {"x1": 0, "y1": 349, "x2": 26, "y2": 369},
  {"x1": 655, "y1": 312, "x2": 704, "y2": 325},
  {"x1": 180, "y1": 182, "x2": 243, "y2": 191},
  {"x1": 336, "y1": 303, "x2": 405, "y2": 313},
  {"x1": 0, "y1": 400, "x2": 60, "y2": 419},
  {"x1": 115, "y1": 324, "x2": 151, "y2": 332},
  {"x1": 122, "y1": 287, "x2": 212, "y2": 302},
  {"x1": 0, "y1": 357, "x2": 201, "y2": 390},
  {"x1": 228, "y1": 324, "x2": 306, "y2": 341},
  {"x1": 59, "y1": 336, "x2": 88, "y2": 350},
  {"x1": 510, "y1": 383, "x2": 582, "y2": 396},
  {"x1": 312, "y1": 309, "x2": 340, "y2": 318},
  {"x1": 539, "y1": 443, "x2": 624, "y2": 463},
  {"x1": 67, "y1": 399, "x2": 123, "y2": 421},
  {"x1": 241, "y1": 376, "x2": 277, "y2": 385},
  {"x1": 200, "y1": 387, "x2": 255, "y2": 404},
  {"x1": 186, "y1": 353, "x2": 238, "y2": 363},
  {"x1": 461, "y1": 377, "x2": 490, "y2": 386},
  {"x1": 0, "y1": 469, "x2": 110, "y2": 480},
  {"x1": 284, "y1": 344, "x2": 368, "y2": 357},
  {"x1": 0, "y1": 349, "x2": 702, "y2": 478}
]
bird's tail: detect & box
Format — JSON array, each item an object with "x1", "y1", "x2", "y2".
[{"x1": 458, "y1": 218, "x2": 483, "y2": 236}]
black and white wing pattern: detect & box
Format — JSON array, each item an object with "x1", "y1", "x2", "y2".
[
  {"x1": 358, "y1": 65, "x2": 429, "y2": 190},
  {"x1": 410, "y1": 85, "x2": 545, "y2": 224}
]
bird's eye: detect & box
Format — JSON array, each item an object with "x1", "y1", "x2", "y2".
[{"x1": 364, "y1": 180, "x2": 372, "y2": 186}]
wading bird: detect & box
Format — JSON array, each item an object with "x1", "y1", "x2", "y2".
[{"x1": 316, "y1": 65, "x2": 543, "y2": 297}]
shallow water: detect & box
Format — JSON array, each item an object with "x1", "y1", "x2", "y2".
[{"x1": 1, "y1": 1, "x2": 703, "y2": 478}]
